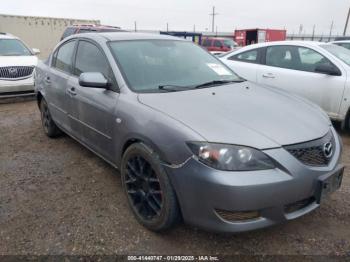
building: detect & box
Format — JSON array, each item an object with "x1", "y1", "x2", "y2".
[{"x1": 0, "y1": 14, "x2": 100, "y2": 59}]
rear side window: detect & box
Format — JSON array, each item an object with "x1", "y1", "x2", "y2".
[
  {"x1": 74, "y1": 41, "x2": 115, "y2": 88},
  {"x1": 202, "y1": 39, "x2": 212, "y2": 47},
  {"x1": 52, "y1": 40, "x2": 76, "y2": 73},
  {"x1": 61, "y1": 28, "x2": 76, "y2": 39},
  {"x1": 230, "y1": 49, "x2": 259, "y2": 63}
]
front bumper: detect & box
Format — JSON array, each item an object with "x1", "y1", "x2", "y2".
[
  {"x1": 165, "y1": 127, "x2": 343, "y2": 233},
  {"x1": 0, "y1": 76, "x2": 35, "y2": 96}
]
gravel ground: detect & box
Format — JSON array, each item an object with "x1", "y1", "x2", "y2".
[{"x1": 0, "y1": 100, "x2": 349, "y2": 256}]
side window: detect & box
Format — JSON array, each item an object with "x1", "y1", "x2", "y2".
[
  {"x1": 202, "y1": 39, "x2": 212, "y2": 47},
  {"x1": 266, "y1": 46, "x2": 297, "y2": 70},
  {"x1": 74, "y1": 41, "x2": 115, "y2": 88},
  {"x1": 52, "y1": 40, "x2": 76, "y2": 73},
  {"x1": 214, "y1": 40, "x2": 222, "y2": 48},
  {"x1": 230, "y1": 49, "x2": 259, "y2": 63},
  {"x1": 297, "y1": 47, "x2": 333, "y2": 73}
]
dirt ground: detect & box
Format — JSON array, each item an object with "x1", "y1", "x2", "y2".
[{"x1": 0, "y1": 100, "x2": 349, "y2": 256}]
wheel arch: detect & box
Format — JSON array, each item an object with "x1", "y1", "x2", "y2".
[
  {"x1": 119, "y1": 134, "x2": 169, "y2": 167},
  {"x1": 36, "y1": 91, "x2": 43, "y2": 109}
]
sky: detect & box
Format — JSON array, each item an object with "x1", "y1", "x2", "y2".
[{"x1": 1, "y1": 0, "x2": 349, "y2": 35}]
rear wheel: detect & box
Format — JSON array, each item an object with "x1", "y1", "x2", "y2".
[
  {"x1": 40, "y1": 99, "x2": 62, "y2": 138},
  {"x1": 121, "y1": 143, "x2": 180, "y2": 231}
]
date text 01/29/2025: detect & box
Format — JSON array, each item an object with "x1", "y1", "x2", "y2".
[{"x1": 127, "y1": 255, "x2": 219, "y2": 261}]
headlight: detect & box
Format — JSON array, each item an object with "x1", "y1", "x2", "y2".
[{"x1": 187, "y1": 142, "x2": 275, "y2": 171}]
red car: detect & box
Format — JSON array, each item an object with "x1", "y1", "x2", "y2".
[
  {"x1": 201, "y1": 37, "x2": 238, "y2": 53},
  {"x1": 61, "y1": 24, "x2": 125, "y2": 40}
]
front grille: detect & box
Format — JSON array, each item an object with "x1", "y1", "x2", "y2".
[
  {"x1": 284, "y1": 197, "x2": 315, "y2": 214},
  {"x1": 215, "y1": 209, "x2": 260, "y2": 222},
  {"x1": 284, "y1": 131, "x2": 335, "y2": 166},
  {"x1": 0, "y1": 66, "x2": 34, "y2": 80}
]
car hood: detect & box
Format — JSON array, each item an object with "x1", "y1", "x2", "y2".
[
  {"x1": 0, "y1": 56, "x2": 38, "y2": 67},
  {"x1": 138, "y1": 82, "x2": 331, "y2": 149}
]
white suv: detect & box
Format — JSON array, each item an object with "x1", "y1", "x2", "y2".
[{"x1": 0, "y1": 33, "x2": 40, "y2": 97}]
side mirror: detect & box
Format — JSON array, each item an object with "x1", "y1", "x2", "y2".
[
  {"x1": 315, "y1": 64, "x2": 341, "y2": 76},
  {"x1": 79, "y1": 72, "x2": 109, "y2": 88},
  {"x1": 32, "y1": 48, "x2": 40, "y2": 55}
]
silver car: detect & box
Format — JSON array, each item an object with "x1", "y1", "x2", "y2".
[{"x1": 35, "y1": 33, "x2": 344, "y2": 233}]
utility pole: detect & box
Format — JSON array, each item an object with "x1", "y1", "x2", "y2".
[
  {"x1": 329, "y1": 20, "x2": 334, "y2": 41},
  {"x1": 298, "y1": 24, "x2": 303, "y2": 35},
  {"x1": 312, "y1": 24, "x2": 316, "y2": 41},
  {"x1": 344, "y1": 7, "x2": 350, "y2": 36},
  {"x1": 166, "y1": 22, "x2": 169, "y2": 32},
  {"x1": 193, "y1": 24, "x2": 196, "y2": 32},
  {"x1": 209, "y1": 6, "x2": 219, "y2": 33},
  {"x1": 134, "y1": 21, "x2": 137, "y2": 32}
]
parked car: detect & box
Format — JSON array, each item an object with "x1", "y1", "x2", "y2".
[
  {"x1": 202, "y1": 37, "x2": 238, "y2": 54},
  {"x1": 331, "y1": 40, "x2": 350, "y2": 50},
  {"x1": 220, "y1": 41, "x2": 350, "y2": 128},
  {"x1": 0, "y1": 33, "x2": 39, "y2": 97},
  {"x1": 334, "y1": 36, "x2": 350, "y2": 41},
  {"x1": 61, "y1": 24, "x2": 124, "y2": 40},
  {"x1": 35, "y1": 33, "x2": 343, "y2": 233}
]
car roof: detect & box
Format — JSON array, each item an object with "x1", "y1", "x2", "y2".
[
  {"x1": 69, "y1": 32, "x2": 183, "y2": 42},
  {"x1": 224, "y1": 41, "x2": 332, "y2": 56}
]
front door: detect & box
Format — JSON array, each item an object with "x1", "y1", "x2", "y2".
[
  {"x1": 68, "y1": 39, "x2": 119, "y2": 161},
  {"x1": 257, "y1": 45, "x2": 346, "y2": 118}
]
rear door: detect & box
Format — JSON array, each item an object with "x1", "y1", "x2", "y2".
[
  {"x1": 257, "y1": 45, "x2": 346, "y2": 118},
  {"x1": 222, "y1": 48, "x2": 262, "y2": 82},
  {"x1": 46, "y1": 39, "x2": 77, "y2": 132},
  {"x1": 67, "y1": 39, "x2": 119, "y2": 161}
]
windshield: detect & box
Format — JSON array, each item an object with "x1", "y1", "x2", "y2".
[
  {"x1": 223, "y1": 39, "x2": 237, "y2": 48},
  {"x1": 109, "y1": 40, "x2": 241, "y2": 92},
  {"x1": 321, "y1": 44, "x2": 350, "y2": 66},
  {"x1": 0, "y1": 39, "x2": 32, "y2": 56}
]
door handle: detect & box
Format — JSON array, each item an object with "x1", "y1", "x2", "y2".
[
  {"x1": 262, "y1": 73, "x2": 275, "y2": 79},
  {"x1": 67, "y1": 87, "x2": 77, "y2": 96}
]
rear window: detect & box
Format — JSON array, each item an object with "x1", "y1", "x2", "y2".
[
  {"x1": 61, "y1": 27, "x2": 76, "y2": 39},
  {"x1": 99, "y1": 28, "x2": 122, "y2": 32}
]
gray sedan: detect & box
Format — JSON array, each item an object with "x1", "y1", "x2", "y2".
[{"x1": 35, "y1": 33, "x2": 344, "y2": 233}]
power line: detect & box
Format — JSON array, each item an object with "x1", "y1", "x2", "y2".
[{"x1": 209, "y1": 6, "x2": 219, "y2": 33}]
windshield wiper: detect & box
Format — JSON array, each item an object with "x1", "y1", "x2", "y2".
[
  {"x1": 193, "y1": 79, "x2": 245, "y2": 89},
  {"x1": 158, "y1": 85, "x2": 190, "y2": 92}
]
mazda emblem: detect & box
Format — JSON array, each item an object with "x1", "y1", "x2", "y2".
[{"x1": 323, "y1": 142, "x2": 333, "y2": 159}]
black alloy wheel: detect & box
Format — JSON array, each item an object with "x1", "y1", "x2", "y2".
[{"x1": 121, "y1": 143, "x2": 180, "y2": 231}]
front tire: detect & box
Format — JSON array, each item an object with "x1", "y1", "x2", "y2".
[
  {"x1": 40, "y1": 98, "x2": 62, "y2": 138},
  {"x1": 121, "y1": 143, "x2": 180, "y2": 231}
]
